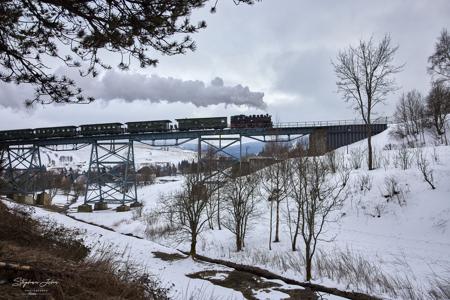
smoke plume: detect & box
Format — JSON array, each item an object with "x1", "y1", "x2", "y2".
[{"x1": 0, "y1": 71, "x2": 266, "y2": 109}]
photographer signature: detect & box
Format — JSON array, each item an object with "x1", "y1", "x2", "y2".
[{"x1": 12, "y1": 277, "x2": 59, "y2": 288}]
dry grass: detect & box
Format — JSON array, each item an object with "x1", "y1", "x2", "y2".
[
  {"x1": 0, "y1": 201, "x2": 169, "y2": 299},
  {"x1": 208, "y1": 242, "x2": 448, "y2": 300},
  {"x1": 428, "y1": 273, "x2": 450, "y2": 299}
]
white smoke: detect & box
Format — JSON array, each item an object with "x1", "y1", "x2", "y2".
[
  {"x1": 0, "y1": 71, "x2": 266, "y2": 109},
  {"x1": 90, "y1": 71, "x2": 266, "y2": 108}
]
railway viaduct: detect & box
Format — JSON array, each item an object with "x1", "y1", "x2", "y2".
[{"x1": 0, "y1": 119, "x2": 387, "y2": 211}]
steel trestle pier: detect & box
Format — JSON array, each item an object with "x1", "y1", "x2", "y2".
[{"x1": 84, "y1": 140, "x2": 137, "y2": 205}]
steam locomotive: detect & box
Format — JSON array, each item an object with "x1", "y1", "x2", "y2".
[{"x1": 0, "y1": 114, "x2": 272, "y2": 142}]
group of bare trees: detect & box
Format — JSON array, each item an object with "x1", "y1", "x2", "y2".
[
  {"x1": 159, "y1": 170, "x2": 260, "y2": 256},
  {"x1": 334, "y1": 28, "x2": 450, "y2": 166},
  {"x1": 259, "y1": 146, "x2": 352, "y2": 281},
  {"x1": 393, "y1": 29, "x2": 450, "y2": 145},
  {"x1": 393, "y1": 90, "x2": 427, "y2": 144},
  {"x1": 429, "y1": 29, "x2": 450, "y2": 84},
  {"x1": 157, "y1": 140, "x2": 352, "y2": 283},
  {"x1": 284, "y1": 152, "x2": 350, "y2": 281},
  {"x1": 260, "y1": 142, "x2": 290, "y2": 248},
  {"x1": 427, "y1": 81, "x2": 450, "y2": 144},
  {"x1": 393, "y1": 83, "x2": 450, "y2": 145}
]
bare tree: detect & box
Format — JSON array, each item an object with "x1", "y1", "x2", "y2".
[
  {"x1": 426, "y1": 81, "x2": 450, "y2": 145},
  {"x1": 288, "y1": 155, "x2": 349, "y2": 281},
  {"x1": 333, "y1": 35, "x2": 403, "y2": 170},
  {"x1": 394, "y1": 90, "x2": 427, "y2": 144},
  {"x1": 260, "y1": 145, "x2": 290, "y2": 246},
  {"x1": 415, "y1": 149, "x2": 436, "y2": 190},
  {"x1": 203, "y1": 146, "x2": 219, "y2": 230},
  {"x1": 285, "y1": 154, "x2": 308, "y2": 252},
  {"x1": 160, "y1": 172, "x2": 212, "y2": 256},
  {"x1": 429, "y1": 29, "x2": 450, "y2": 83},
  {"x1": 222, "y1": 174, "x2": 260, "y2": 252},
  {"x1": 394, "y1": 146, "x2": 412, "y2": 170}
]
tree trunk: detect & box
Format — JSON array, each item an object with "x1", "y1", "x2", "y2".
[
  {"x1": 305, "y1": 244, "x2": 312, "y2": 281},
  {"x1": 217, "y1": 186, "x2": 221, "y2": 230},
  {"x1": 367, "y1": 124, "x2": 373, "y2": 170},
  {"x1": 190, "y1": 232, "x2": 197, "y2": 257},
  {"x1": 269, "y1": 199, "x2": 273, "y2": 250},
  {"x1": 292, "y1": 209, "x2": 301, "y2": 251},
  {"x1": 236, "y1": 235, "x2": 242, "y2": 252},
  {"x1": 274, "y1": 200, "x2": 280, "y2": 243},
  {"x1": 207, "y1": 205, "x2": 214, "y2": 230},
  {"x1": 292, "y1": 232, "x2": 298, "y2": 252}
]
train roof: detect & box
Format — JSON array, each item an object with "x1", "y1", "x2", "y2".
[
  {"x1": 79, "y1": 122, "x2": 123, "y2": 127},
  {"x1": 125, "y1": 120, "x2": 171, "y2": 124},
  {"x1": 0, "y1": 128, "x2": 33, "y2": 132},
  {"x1": 34, "y1": 126, "x2": 77, "y2": 130},
  {"x1": 175, "y1": 117, "x2": 227, "y2": 121}
]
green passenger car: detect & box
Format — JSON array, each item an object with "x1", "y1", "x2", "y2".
[
  {"x1": 34, "y1": 126, "x2": 78, "y2": 139},
  {"x1": 176, "y1": 117, "x2": 227, "y2": 131},
  {"x1": 126, "y1": 120, "x2": 171, "y2": 133},
  {"x1": 0, "y1": 129, "x2": 34, "y2": 141},
  {"x1": 79, "y1": 123, "x2": 123, "y2": 136}
]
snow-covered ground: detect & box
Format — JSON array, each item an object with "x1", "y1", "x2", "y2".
[
  {"x1": 1, "y1": 196, "x2": 339, "y2": 300},
  {"x1": 63, "y1": 125, "x2": 450, "y2": 299},
  {"x1": 6, "y1": 124, "x2": 450, "y2": 299}
]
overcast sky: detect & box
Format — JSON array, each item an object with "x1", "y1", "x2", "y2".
[{"x1": 0, "y1": 0, "x2": 449, "y2": 129}]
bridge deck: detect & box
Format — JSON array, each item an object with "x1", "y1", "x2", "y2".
[{"x1": 0, "y1": 120, "x2": 388, "y2": 147}]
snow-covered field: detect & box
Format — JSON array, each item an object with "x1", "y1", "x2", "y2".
[{"x1": 5, "y1": 124, "x2": 450, "y2": 299}]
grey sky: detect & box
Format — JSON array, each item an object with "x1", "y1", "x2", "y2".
[{"x1": 0, "y1": 0, "x2": 449, "y2": 129}]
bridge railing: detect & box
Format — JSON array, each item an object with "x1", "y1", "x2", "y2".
[{"x1": 274, "y1": 117, "x2": 389, "y2": 128}]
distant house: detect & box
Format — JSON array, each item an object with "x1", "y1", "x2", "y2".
[{"x1": 247, "y1": 156, "x2": 276, "y2": 171}]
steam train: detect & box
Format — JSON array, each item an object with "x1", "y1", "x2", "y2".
[{"x1": 0, "y1": 114, "x2": 272, "y2": 142}]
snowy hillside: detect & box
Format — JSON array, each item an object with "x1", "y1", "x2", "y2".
[
  {"x1": 64, "y1": 124, "x2": 450, "y2": 299},
  {"x1": 5, "y1": 124, "x2": 448, "y2": 299}
]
